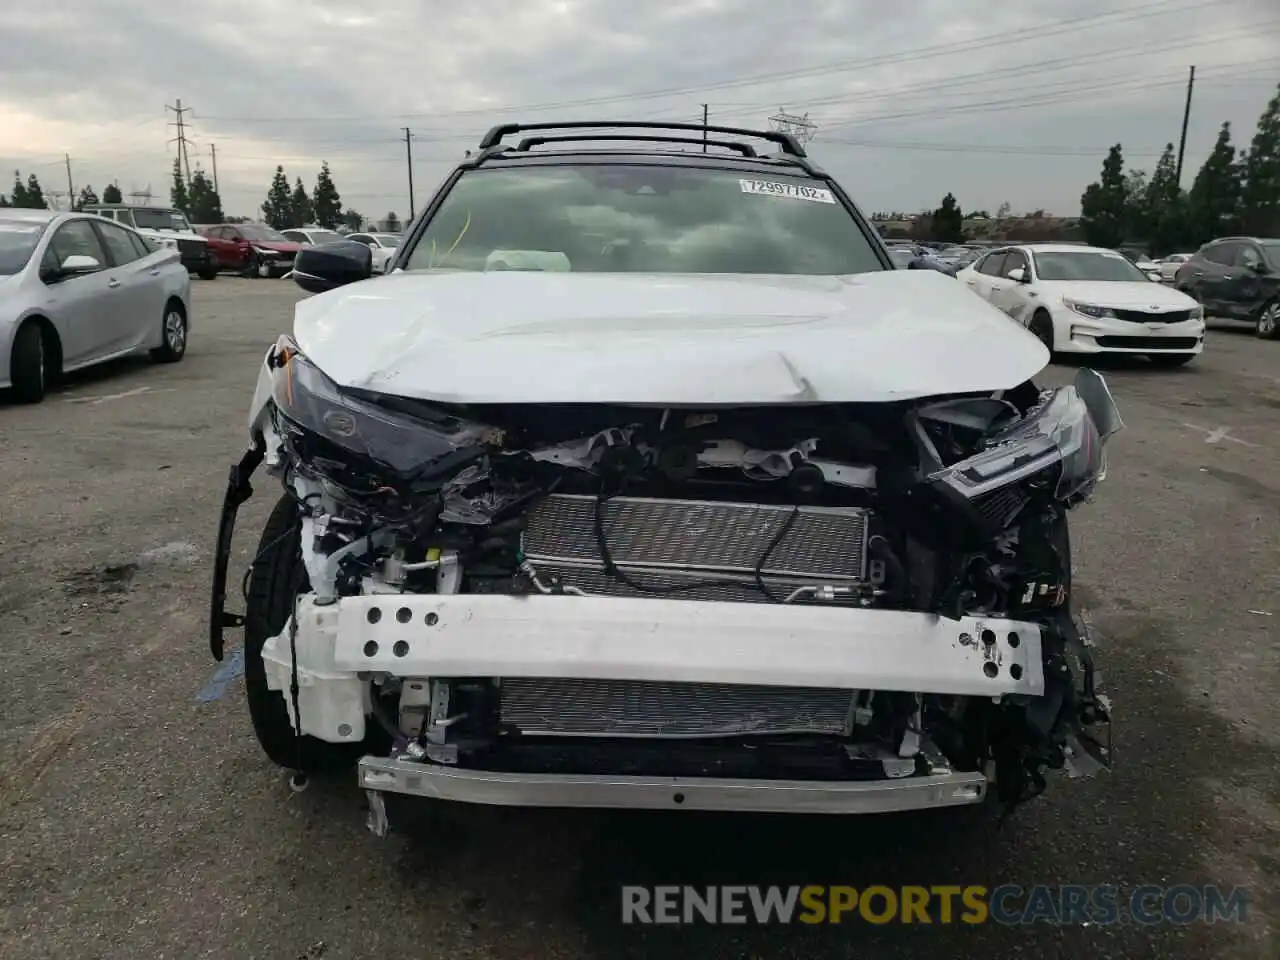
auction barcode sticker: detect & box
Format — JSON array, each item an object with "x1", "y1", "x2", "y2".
[{"x1": 739, "y1": 179, "x2": 836, "y2": 203}]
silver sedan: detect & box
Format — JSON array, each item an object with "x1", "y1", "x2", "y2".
[{"x1": 1, "y1": 208, "x2": 191, "y2": 403}]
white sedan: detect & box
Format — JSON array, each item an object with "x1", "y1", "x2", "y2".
[
  {"x1": 281, "y1": 227, "x2": 347, "y2": 246},
  {"x1": 956, "y1": 243, "x2": 1205, "y2": 367},
  {"x1": 1157, "y1": 253, "x2": 1192, "y2": 282},
  {"x1": 0, "y1": 208, "x2": 191, "y2": 402},
  {"x1": 347, "y1": 232, "x2": 401, "y2": 273}
]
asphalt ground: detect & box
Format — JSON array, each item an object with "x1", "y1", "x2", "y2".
[{"x1": 1, "y1": 277, "x2": 1277, "y2": 959}]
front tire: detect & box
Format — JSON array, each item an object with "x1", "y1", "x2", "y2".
[
  {"x1": 1255, "y1": 301, "x2": 1280, "y2": 340},
  {"x1": 1030, "y1": 310, "x2": 1055, "y2": 355},
  {"x1": 244, "y1": 494, "x2": 364, "y2": 772},
  {"x1": 198, "y1": 267, "x2": 219, "y2": 281},
  {"x1": 9, "y1": 321, "x2": 48, "y2": 403}
]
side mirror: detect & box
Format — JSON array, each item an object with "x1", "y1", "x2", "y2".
[
  {"x1": 1249, "y1": 260, "x2": 1270, "y2": 274},
  {"x1": 1006, "y1": 267, "x2": 1027, "y2": 282},
  {"x1": 293, "y1": 240, "x2": 373, "y2": 294},
  {"x1": 60, "y1": 254, "x2": 101, "y2": 274}
]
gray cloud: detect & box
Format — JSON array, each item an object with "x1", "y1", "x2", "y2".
[{"x1": 1, "y1": 0, "x2": 1277, "y2": 219}]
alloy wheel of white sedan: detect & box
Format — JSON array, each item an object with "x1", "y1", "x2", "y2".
[{"x1": 151, "y1": 305, "x2": 188, "y2": 362}]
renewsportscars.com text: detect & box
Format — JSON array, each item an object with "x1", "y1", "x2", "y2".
[{"x1": 621, "y1": 884, "x2": 1249, "y2": 926}]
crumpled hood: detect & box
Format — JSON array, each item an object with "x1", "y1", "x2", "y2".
[
  {"x1": 1041, "y1": 280, "x2": 1198, "y2": 310},
  {"x1": 293, "y1": 270, "x2": 1049, "y2": 405}
]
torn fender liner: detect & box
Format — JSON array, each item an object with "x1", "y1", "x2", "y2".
[{"x1": 209, "y1": 439, "x2": 265, "y2": 661}]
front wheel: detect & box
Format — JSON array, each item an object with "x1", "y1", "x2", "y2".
[
  {"x1": 1029, "y1": 311, "x2": 1055, "y2": 355},
  {"x1": 198, "y1": 267, "x2": 219, "y2": 281},
  {"x1": 1255, "y1": 301, "x2": 1280, "y2": 340},
  {"x1": 244, "y1": 495, "x2": 365, "y2": 771},
  {"x1": 1147, "y1": 353, "x2": 1195, "y2": 368}
]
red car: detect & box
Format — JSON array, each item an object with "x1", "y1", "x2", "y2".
[{"x1": 196, "y1": 224, "x2": 303, "y2": 278}]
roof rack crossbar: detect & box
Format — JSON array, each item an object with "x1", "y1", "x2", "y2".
[
  {"x1": 480, "y1": 120, "x2": 806, "y2": 158},
  {"x1": 513, "y1": 134, "x2": 758, "y2": 157}
]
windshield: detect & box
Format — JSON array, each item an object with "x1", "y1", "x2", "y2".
[
  {"x1": 307, "y1": 230, "x2": 344, "y2": 244},
  {"x1": 131, "y1": 208, "x2": 192, "y2": 231},
  {"x1": 0, "y1": 219, "x2": 48, "y2": 275},
  {"x1": 404, "y1": 165, "x2": 882, "y2": 275},
  {"x1": 1260, "y1": 241, "x2": 1280, "y2": 267},
  {"x1": 373, "y1": 234, "x2": 401, "y2": 248},
  {"x1": 241, "y1": 225, "x2": 289, "y2": 242},
  {"x1": 1033, "y1": 250, "x2": 1149, "y2": 282},
  {"x1": 888, "y1": 248, "x2": 916, "y2": 268}
]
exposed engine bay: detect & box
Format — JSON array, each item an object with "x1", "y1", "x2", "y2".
[{"x1": 211, "y1": 335, "x2": 1119, "y2": 824}]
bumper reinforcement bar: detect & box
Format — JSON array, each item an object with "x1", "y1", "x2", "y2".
[{"x1": 358, "y1": 755, "x2": 988, "y2": 834}]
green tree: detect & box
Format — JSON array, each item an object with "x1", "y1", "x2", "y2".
[
  {"x1": 1122, "y1": 168, "x2": 1149, "y2": 244},
  {"x1": 188, "y1": 168, "x2": 224, "y2": 224},
  {"x1": 1144, "y1": 143, "x2": 1187, "y2": 254},
  {"x1": 23, "y1": 173, "x2": 46, "y2": 209},
  {"x1": 290, "y1": 177, "x2": 314, "y2": 227},
  {"x1": 995, "y1": 201, "x2": 1012, "y2": 219},
  {"x1": 340, "y1": 208, "x2": 363, "y2": 231},
  {"x1": 11, "y1": 171, "x2": 29, "y2": 207},
  {"x1": 170, "y1": 158, "x2": 190, "y2": 215},
  {"x1": 311, "y1": 162, "x2": 342, "y2": 228},
  {"x1": 261, "y1": 165, "x2": 293, "y2": 229},
  {"x1": 1188, "y1": 122, "x2": 1242, "y2": 244},
  {"x1": 929, "y1": 192, "x2": 965, "y2": 243},
  {"x1": 75, "y1": 185, "x2": 99, "y2": 211},
  {"x1": 102, "y1": 183, "x2": 123, "y2": 204},
  {"x1": 1240, "y1": 83, "x2": 1280, "y2": 237},
  {"x1": 384, "y1": 211, "x2": 401, "y2": 232},
  {"x1": 1080, "y1": 144, "x2": 1127, "y2": 248}
]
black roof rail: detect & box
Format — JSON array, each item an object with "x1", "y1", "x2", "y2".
[
  {"x1": 514, "y1": 133, "x2": 758, "y2": 157},
  {"x1": 479, "y1": 120, "x2": 807, "y2": 158}
]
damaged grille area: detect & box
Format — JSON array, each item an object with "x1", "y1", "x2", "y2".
[
  {"x1": 523, "y1": 494, "x2": 869, "y2": 583},
  {"x1": 499, "y1": 678, "x2": 855, "y2": 738}
]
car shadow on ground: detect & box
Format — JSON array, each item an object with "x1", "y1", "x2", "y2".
[{"x1": 0, "y1": 355, "x2": 160, "y2": 408}]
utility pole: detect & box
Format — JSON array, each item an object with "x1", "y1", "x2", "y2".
[
  {"x1": 1175, "y1": 65, "x2": 1196, "y2": 188},
  {"x1": 404, "y1": 127, "x2": 415, "y2": 219},
  {"x1": 702, "y1": 104, "x2": 708, "y2": 152},
  {"x1": 64, "y1": 154, "x2": 74, "y2": 207},
  {"x1": 209, "y1": 143, "x2": 219, "y2": 193},
  {"x1": 166, "y1": 99, "x2": 194, "y2": 183}
]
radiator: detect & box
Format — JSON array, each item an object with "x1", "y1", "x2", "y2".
[
  {"x1": 499, "y1": 678, "x2": 855, "y2": 738},
  {"x1": 522, "y1": 494, "x2": 869, "y2": 601}
]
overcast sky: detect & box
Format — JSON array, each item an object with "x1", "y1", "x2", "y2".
[{"x1": 2, "y1": 0, "x2": 1278, "y2": 221}]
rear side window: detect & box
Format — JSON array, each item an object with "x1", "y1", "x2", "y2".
[
  {"x1": 1200, "y1": 243, "x2": 1234, "y2": 265},
  {"x1": 404, "y1": 164, "x2": 883, "y2": 275},
  {"x1": 94, "y1": 221, "x2": 142, "y2": 266},
  {"x1": 1003, "y1": 250, "x2": 1029, "y2": 274},
  {"x1": 978, "y1": 252, "x2": 1008, "y2": 276}
]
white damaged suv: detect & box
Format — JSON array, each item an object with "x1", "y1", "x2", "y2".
[{"x1": 210, "y1": 121, "x2": 1118, "y2": 836}]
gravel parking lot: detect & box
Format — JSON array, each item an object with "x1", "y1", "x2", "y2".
[{"x1": 2, "y1": 278, "x2": 1278, "y2": 959}]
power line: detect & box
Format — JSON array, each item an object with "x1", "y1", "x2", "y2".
[{"x1": 191, "y1": 0, "x2": 1209, "y2": 125}]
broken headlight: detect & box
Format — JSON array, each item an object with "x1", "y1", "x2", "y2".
[
  {"x1": 931, "y1": 376, "x2": 1120, "y2": 504},
  {"x1": 267, "y1": 336, "x2": 490, "y2": 481}
]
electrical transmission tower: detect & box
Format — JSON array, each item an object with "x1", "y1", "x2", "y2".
[
  {"x1": 768, "y1": 109, "x2": 817, "y2": 145},
  {"x1": 166, "y1": 99, "x2": 194, "y2": 182}
]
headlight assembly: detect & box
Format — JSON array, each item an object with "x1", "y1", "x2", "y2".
[
  {"x1": 267, "y1": 336, "x2": 493, "y2": 483},
  {"x1": 1063, "y1": 299, "x2": 1115, "y2": 320},
  {"x1": 931, "y1": 370, "x2": 1123, "y2": 504}
]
